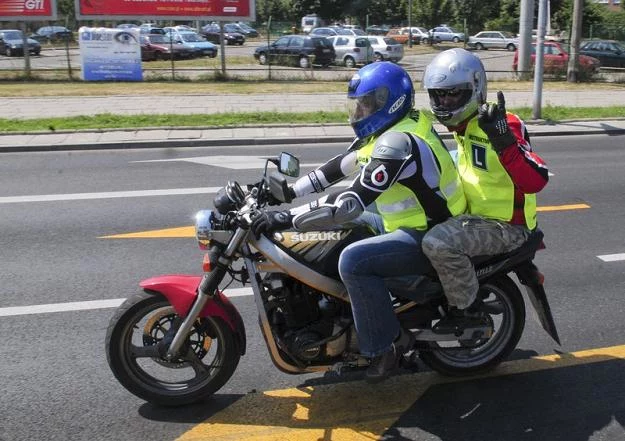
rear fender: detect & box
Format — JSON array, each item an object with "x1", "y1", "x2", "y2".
[{"x1": 140, "y1": 274, "x2": 246, "y2": 355}]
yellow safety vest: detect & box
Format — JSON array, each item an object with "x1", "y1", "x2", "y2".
[
  {"x1": 455, "y1": 116, "x2": 537, "y2": 229},
  {"x1": 357, "y1": 112, "x2": 466, "y2": 232}
]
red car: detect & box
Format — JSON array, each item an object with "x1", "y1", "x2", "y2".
[
  {"x1": 512, "y1": 41, "x2": 600, "y2": 75},
  {"x1": 140, "y1": 34, "x2": 196, "y2": 61}
]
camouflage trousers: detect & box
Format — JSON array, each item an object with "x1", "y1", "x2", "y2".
[{"x1": 421, "y1": 215, "x2": 530, "y2": 309}]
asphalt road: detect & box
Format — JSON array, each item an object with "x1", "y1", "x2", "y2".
[{"x1": 1, "y1": 134, "x2": 625, "y2": 440}]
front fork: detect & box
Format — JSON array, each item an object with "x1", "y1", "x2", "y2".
[{"x1": 166, "y1": 227, "x2": 248, "y2": 360}]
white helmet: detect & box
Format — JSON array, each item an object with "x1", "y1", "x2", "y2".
[{"x1": 422, "y1": 48, "x2": 487, "y2": 128}]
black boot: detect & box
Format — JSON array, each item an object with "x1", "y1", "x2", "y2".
[
  {"x1": 365, "y1": 328, "x2": 415, "y2": 384},
  {"x1": 433, "y1": 298, "x2": 487, "y2": 335}
]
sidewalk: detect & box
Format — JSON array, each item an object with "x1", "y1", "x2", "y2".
[{"x1": 2, "y1": 89, "x2": 625, "y2": 152}]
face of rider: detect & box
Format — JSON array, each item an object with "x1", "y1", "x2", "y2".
[{"x1": 430, "y1": 87, "x2": 465, "y2": 111}]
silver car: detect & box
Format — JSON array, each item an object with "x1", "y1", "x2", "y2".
[
  {"x1": 327, "y1": 35, "x2": 373, "y2": 68},
  {"x1": 429, "y1": 26, "x2": 465, "y2": 43},
  {"x1": 367, "y1": 36, "x2": 404, "y2": 62},
  {"x1": 468, "y1": 31, "x2": 518, "y2": 51}
]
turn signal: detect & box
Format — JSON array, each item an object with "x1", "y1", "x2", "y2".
[{"x1": 202, "y1": 253, "x2": 213, "y2": 272}]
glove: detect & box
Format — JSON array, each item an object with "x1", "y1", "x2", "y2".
[
  {"x1": 477, "y1": 91, "x2": 517, "y2": 153},
  {"x1": 250, "y1": 210, "x2": 292, "y2": 238}
]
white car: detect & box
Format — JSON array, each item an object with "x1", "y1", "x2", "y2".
[
  {"x1": 468, "y1": 31, "x2": 519, "y2": 51},
  {"x1": 326, "y1": 35, "x2": 373, "y2": 68},
  {"x1": 367, "y1": 36, "x2": 404, "y2": 62},
  {"x1": 399, "y1": 27, "x2": 440, "y2": 44}
]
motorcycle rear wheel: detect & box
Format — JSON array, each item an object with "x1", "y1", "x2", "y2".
[
  {"x1": 105, "y1": 291, "x2": 240, "y2": 406},
  {"x1": 419, "y1": 275, "x2": 525, "y2": 376}
]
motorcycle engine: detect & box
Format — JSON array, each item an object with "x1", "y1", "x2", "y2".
[{"x1": 262, "y1": 274, "x2": 355, "y2": 364}]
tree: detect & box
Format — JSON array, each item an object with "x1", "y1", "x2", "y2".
[{"x1": 454, "y1": 0, "x2": 500, "y2": 35}]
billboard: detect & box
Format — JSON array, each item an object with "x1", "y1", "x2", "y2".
[
  {"x1": 79, "y1": 27, "x2": 142, "y2": 81},
  {"x1": 75, "y1": 0, "x2": 254, "y2": 21},
  {"x1": 0, "y1": 0, "x2": 57, "y2": 21}
]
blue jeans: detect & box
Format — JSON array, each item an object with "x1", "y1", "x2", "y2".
[{"x1": 338, "y1": 228, "x2": 432, "y2": 357}]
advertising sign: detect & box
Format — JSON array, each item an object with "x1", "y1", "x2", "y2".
[
  {"x1": 79, "y1": 27, "x2": 142, "y2": 81},
  {"x1": 0, "y1": 0, "x2": 57, "y2": 21},
  {"x1": 75, "y1": 0, "x2": 254, "y2": 21}
]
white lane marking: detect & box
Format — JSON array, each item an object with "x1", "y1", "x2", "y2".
[
  {"x1": 0, "y1": 288, "x2": 253, "y2": 317},
  {"x1": 598, "y1": 253, "x2": 625, "y2": 262},
  {"x1": 133, "y1": 155, "x2": 324, "y2": 170},
  {"x1": 1, "y1": 181, "x2": 351, "y2": 204}
]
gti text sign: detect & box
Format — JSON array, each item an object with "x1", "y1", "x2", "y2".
[
  {"x1": 0, "y1": 0, "x2": 57, "y2": 20},
  {"x1": 75, "y1": 0, "x2": 254, "y2": 21}
]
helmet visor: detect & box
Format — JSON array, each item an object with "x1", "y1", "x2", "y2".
[{"x1": 347, "y1": 87, "x2": 389, "y2": 124}]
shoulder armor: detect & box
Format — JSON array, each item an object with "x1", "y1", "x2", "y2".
[{"x1": 371, "y1": 131, "x2": 413, "y2": 160}]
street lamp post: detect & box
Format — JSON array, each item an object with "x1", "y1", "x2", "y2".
[{"x1": 408, "y1": 0, "x2": 413, "y2": 48}]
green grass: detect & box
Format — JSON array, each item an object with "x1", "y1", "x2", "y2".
[{"x1": 0, "y1": 106, "x2": 624, "y2": 133}]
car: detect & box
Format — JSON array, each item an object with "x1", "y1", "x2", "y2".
[
  {"x1": 580, "y1": 39, "x2": 625, "y2": 68},
  {"x1": 512, "y1": 41, "x2": 600, "y2": 75},
  {"x1": 140, "y1": 34, "x2": 196, "y2": 61},
  {"x1": 366, "y1": 36, "x2": 404, "y2": 62},
  {"x1": 30, "y1": 26, "x2": 73, "y2": 43},
  {"x1": 428, "y1": 26, "x2": 465, "y2": 43},
  {"x1": 116, "y1": 23, "x2": 140, "y2": 30},
  {"x1": 139, "y1": 24, "x2": 166, "y2": 35},
  {"x1": 201, "y1": 23, "x2": 245, "y2": 45},
  {"x1": 385, "y1": 28, "x2": 418, "y2": 45},
  {"x1": 400, "y1": 27, "x2": 439, "y2": 44},
  {"x1": 253, "y1": 34, "x2": 335, "y2": 68},
  {"x1": 366, "y1": 25, "x2": 390, "y2": 36},
  {"x1": 0, "y1": 29, "x2": 41, "y2": 56},
  {"x1": 468, "y1": 31, "x2": 518, "y2": 51},
  {"x1": 310, "y1": 26, "x2": 366, "y2": 37},
  {"x1": 230, "y1": 22, "x2": 259, "y2": 38},
  {"x1": 326, "y1": 35, "x2": 373, "y2": 67},
  {"x1": 164, "y1": 28, "x2": 218, "y2": 57}
]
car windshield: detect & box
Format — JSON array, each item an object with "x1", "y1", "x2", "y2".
[
  {"x1": 312, "y1": 38, "x2": 332, "y2": 48},
  {"x1": 181, "y1": 33, "x2": 204, "y2": 42},
  {"x1": 502, "y1": 31, "x2": 516, "y2": 38},
  {"x1": 3, "y1": 31, "x2": 23, "y2": 39},
  {"x1": 148, "y1": 35, "x2": 170, "y2": 44}
]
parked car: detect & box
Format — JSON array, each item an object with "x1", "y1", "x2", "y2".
[
  {"x1": 310, "y1": 26, "x2": 365, "y2": 37},
  {"x1": 140, "y1": 34, "x2": 196, "y2": 61},
  {"x1": 0, "y1": 29, "x2": 41, "y2": 56},
  {"x1": 164, "y1": 28, "x2": 218, "y2": 57},
  {"x1": 366, "y1": 25, "x2": 390, "y2": 36},
  {"x1": 326, "y1": 35, "x2": 373, "y2": 67},
  {"x1": 366, "y1": 36, "x2": 404, "y2": 62},
  {"x1": 139, "y1": 24, "x2": 166, "y2": 35},
  {"x1": 580, "y1": 39, "x2": 625, "y2": 68},
  {"x1": 116, "y1": 23, "x2": 140, "y2": 30},
  {"x1": 400, "y1": 26, "x2": 439, "y2": 44},
  {"x1": 29, "y1": 26, "x2": 73, "y2": 43},
  {"x1": 512, "y1": 41, "x2": 600, "y2": 75},
  {"x1": 385, "y1": 28, "x2": 419, "y2": 45},
  {"x1": 429, "y1": 26, "x2": 465, "y2": 43},
  {"x1": 201, "y1": 23, "x2": 245, "y2": 45},
  {"x1": 253, "y1": 34, "x2": 335, "y2": 68},
  {"x1": 230, "y1": 22, "x2": 259, "y2": 38},
  {"x1": 468, "y1": 31, "x2": 518, "y2": 51}
]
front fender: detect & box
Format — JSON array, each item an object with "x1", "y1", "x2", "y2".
[{"x1": 140, "y1": 274, "x2": 246, "y2": 355}]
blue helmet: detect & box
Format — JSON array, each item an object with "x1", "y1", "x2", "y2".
[{"x1": 347, "y1": 62, "x2": 414, "y2": 139}]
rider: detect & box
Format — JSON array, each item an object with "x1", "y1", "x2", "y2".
[
  {"x1": 421, "y1": 48, "x2": 549, "y2": 333},
  {"x1": 251, "y1": 61, "x2": 466, "y2": 383}
]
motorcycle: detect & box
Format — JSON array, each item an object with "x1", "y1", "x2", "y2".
[{"x1": 105, "y1": 152, "x2": 560, "y2": 406}]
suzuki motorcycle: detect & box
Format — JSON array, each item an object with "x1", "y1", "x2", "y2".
[{"x1": 105, "y1": 152, "x2": 560, "y2": 406}]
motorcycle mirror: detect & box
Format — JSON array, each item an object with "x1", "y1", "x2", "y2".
[{"x1": 277, "y1": 152, "x2": 300, "y2": 177}]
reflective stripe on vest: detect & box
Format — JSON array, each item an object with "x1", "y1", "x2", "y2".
[
  {"x1": 357, "y1": 112, "x2": 466, "y2": 232},
  {"x1": 456, "y1": 116, "x2": 537, "y2": 229}
]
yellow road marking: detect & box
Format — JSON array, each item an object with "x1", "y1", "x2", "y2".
[
  {"x1": 177, "y1": 343, "x2": 625, "y2": 441},
  {"x1": 101, "y1": 204, "x2": 591, "y2": 239}
]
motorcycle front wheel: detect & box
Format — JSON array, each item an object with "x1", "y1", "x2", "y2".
[
  {"x1": 105, "y1": 291, "x2": 240, "y2": 406},
  {"x1": 419, "y1": 275, "x2": 525, "y2": 376}
]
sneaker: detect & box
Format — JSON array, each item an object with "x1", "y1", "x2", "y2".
[
  {"x1": 365, "y1": 328, "x2": 415, "y2": 384},
  {"x1": 432, "y1": 298, "x2": 487, "y2": 335}
]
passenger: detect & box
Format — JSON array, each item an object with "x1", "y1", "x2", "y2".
[
  {"x1": 250, "y1": 62, "x2": 466, "y2": 382},
  {"x1": 421, "y1": 49, "x2": 549, "y2": 333}
]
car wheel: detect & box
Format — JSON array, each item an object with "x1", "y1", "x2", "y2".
[
  {"x1": 374, "y1": 52, "x2": 383, "y2": 62},
  {"x1": 299, "y1": 56, "x2": 310, "y2": 69},
  {"x1": 453, "y1": 36, "x2": 460, "y2": 43},
  {"x1": 507, "y1": 43, "x2": 516, "y2": 52},
  {"x1": 422, "y1": 38, "x2": 429, "y2": 45},
  {"x1": 6, "y1": 48, "x2": 13, "y2": 57},
  {"x1": 475, "y1": 43, "x2": 484, "y2": 50},
  {"x1": 34, "y1": 50, "x2": 40, "y2": 56},
  {"x1": 344, "y1": 56, "x2": 356, "y2": 68},
  {"x1": 258, "y1": 52, "x2": 267, "y2": 65}
]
